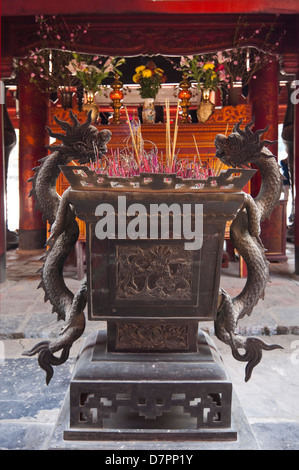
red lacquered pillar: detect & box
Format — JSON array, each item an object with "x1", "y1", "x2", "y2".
[
  {"x1": 248, "y1": 60, "x2": 288, "y2": 263},
  {"x1": 249, "y1": 60, "x2": 279, "y2": 198},
  {"x1": 18, "y1": 72, "x2": 48, "y2": 251},
  {"x1": 0, "y1": 94, "x2": 6, "y2": 282},
  {"x1": 294, "y1": 69, "x2": 299, "y2": 274}
]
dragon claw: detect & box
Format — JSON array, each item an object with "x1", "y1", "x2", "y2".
[
  {"x1": 23, "y1": 341, "x2": 70, "y2": 385},
  {"x1": 231, "y1": 337, "x2": 283, "y2": 382}
]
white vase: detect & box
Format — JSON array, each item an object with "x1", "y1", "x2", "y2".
[{"x1": 142, "y1": 98, "x2": 156, "y2": 124}]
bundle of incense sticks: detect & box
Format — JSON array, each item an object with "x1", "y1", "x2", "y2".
[
  {"x1": 90, "y1": 147, "x2": 221, "y2": 179},
  {"x1": 205, "y1": 123, "x2": 230, "y2": 176},
  {"x1": 89, "y1": 102, "x2": 230, "y2": 179},
  {"x1": 205, "y1": 155, "x2": 228, "y2": 176},
  {"x1": 165, "y1": 98, "x2": 180, "y2": 168}
]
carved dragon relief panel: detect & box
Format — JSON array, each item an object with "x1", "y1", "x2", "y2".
[
  {"x1": 115, "y1": 322, "x2": 190, "y2": 351},
  {"x1": 115, "y1": 244, "x2": 193, "y2": 301}
]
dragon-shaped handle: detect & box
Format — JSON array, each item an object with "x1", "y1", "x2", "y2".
[
  {"x1": 23, "y1": 111, "x2": 111, "y2": 384},
  {"x1": 214, "y1": 119, "x2": 283, "y2": 381}
]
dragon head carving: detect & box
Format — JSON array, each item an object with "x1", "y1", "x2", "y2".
[
  {"x1": 214, "y1": 119, "x2": 277, "y2": 168},
  {"x1": 46, "y1": 110, "x2": 112, "y2": 164}
]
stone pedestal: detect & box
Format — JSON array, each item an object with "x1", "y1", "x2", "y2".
[
  {"x1": 63, "y1": 329, "x2": 236, "y2": 441},
  {"x1": 47, "y1": 331, "x2": 260, "y2": 450}
]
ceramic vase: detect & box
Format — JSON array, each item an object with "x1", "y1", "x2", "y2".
[{"x1": 142, "y1": 98, "x2": 156, "y2": 124}]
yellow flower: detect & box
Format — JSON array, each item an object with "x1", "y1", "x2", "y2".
[
  {"x1": 203, "y1": 63, "x2": 215, "y2": 70},
  {"x1": 142, "y1": 68, "x2": 153, "y2": 78},
  {"x1": 154, "y1": 68, "x2": 164, "y2": 75},
  {"x1": 211, "y1": 71, "x2": 217, "y2": 78},
  {"x1": 135, "y1": 65, "x2": 146, "y2": 73},
  {"x1": 132, "y1": 73, "x2": 140, "y2": 83}
]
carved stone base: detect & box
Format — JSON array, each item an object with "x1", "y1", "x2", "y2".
[{"x1": 64, "y1": 329, "x2": 237, "y2": 441}]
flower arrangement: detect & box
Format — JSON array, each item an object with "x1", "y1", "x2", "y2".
[
  {"x1": 17, "y1": 15, "x2": 90, "y2": 93},
  {"x1": 132, "y1": 61, "x2": 166, "y2": 99},
  {"x1": 67, "y1": 54, "x2": 125, "y2": 93},
  {"x1": 214, "y1": 17, "x2": 286, "y2": 87},
  {"x1": 178, "y1": 56, "x2": 220, "y2": 91}
]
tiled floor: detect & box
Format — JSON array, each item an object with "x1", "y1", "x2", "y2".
[{"x1": 0, "y1": 244, "x2": 299, "y2": 450}]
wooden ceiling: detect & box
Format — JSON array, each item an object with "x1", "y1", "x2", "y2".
[
  {"x1": 1, "y1": 3, "x2": 299, "y2": 78},
  {"x1": 2, "y1": 0, "x2": 299, "y2": 16}
]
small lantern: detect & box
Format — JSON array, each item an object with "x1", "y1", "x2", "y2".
[
  {"x1": 178, "y1": 73, "x2": 192, "y2": 123},
  {"x1": 110, "y1": 73, "x2": 124, "y2": 124}
]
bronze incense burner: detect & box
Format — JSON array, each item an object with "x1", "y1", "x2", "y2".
[{"x1": 24, "y1": 111, "x2": 283, "y2": 440}]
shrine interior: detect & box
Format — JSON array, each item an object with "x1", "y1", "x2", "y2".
[
  {"x1": 1, "y1": 2, "x2": 299, "y2": 279},
  {"x1": 1, "y1": 0, "x2": 299, "y2": 451}
]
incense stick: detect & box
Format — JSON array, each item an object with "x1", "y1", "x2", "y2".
[
  {"x1": 165, "y1": 98, "x2": 171, "y2": 167},
  {"x1": 124, "y1": 106, "x2": 140, "y2": 164},
  {"x1": 215, "y1": 124, "x2": 229, "y2": 175},
  {"x1": 171, "y1": 100, "x2": 180, "y2": 165},
  {"x1": 192, "y1": 134, "x2": 202, "y2": 167}
]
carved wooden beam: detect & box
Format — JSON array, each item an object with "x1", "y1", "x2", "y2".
[{"x1": 2, "y1": 13, "x2": 288, "y2": 59}]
